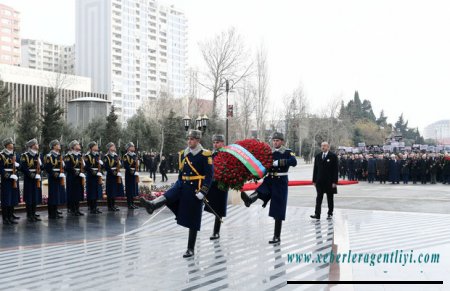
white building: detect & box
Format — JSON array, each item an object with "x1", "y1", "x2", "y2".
[
  {"x1": 21, "y1": 39, "x2": 75, "y2": 74},
  {"x1": 75, "y1": 0, "x2": 188, "y2": 124},
  {"x1": 0, "y1": 64, "x2": 107, "y2": 120},
  {"x1": 424, "y1": 120, "x2": 450, "y2": 144}
]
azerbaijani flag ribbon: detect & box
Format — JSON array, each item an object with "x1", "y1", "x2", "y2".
[{"x1": 219, "y1": 144, "x2": 266, "y2": 178}]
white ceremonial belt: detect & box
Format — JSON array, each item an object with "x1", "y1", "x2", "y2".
[
  {"x1": 111, "y1": 167, "x2": 117, "y2": 170},
  {"x1": 74, "y1": 168, "x2": 80, "y2": 170},
  {"x1": 4, "y1": 169, "x2": 13, "y2": 172},
  {"x1": 52, "y1": 169, "x2": 61, "y2": 172},
  {"x1": 130, "y1": 168, "x2": 135, "y2": 170},
  {"x1": 29, "y1": 169, "x2": 36, "y2": 172},
  {"x1": 269, "y1": 172, "x2": 288, "y2": 176}
]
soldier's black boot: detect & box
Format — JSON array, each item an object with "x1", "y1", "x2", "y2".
[
  {"x1": 127, "y1": 197, "x2": 133, "y2": 209},
  {"x1": 7, "y1": 207, "x2": 17, "y2": 224},
  {"x1": 241, "y1": 191, "x2": 259, "y2": 207},
  {"x1": 56, "y1": 206, "x2": 63, "y2": 219},
  {"x1": 32, "y1": 204, "x2": 41, "y2": 221},
  {"x1": 10, "y1": 207, "x2": 20, "y2": 220},
  {"x1": 140, "y1": 195, "x2": 166, "y2": 215},
  {"x1": 112, "y1": 198, "x2": 120, "y2": 211},
  {"x1": 48, "y1": 205, "x2": 57, "y2": 219},
  {"x1": 26, "y1": 205, "x2": 34, "y2": 223},
  {"x1": 2, "y1": 207, "x2": 11, "y2": 225},
  {"x1": 269, "y1": 219, "x2": 282, "y2": 244},
  {"x1": 210, "y1": 217, "x2": 221, "y2": 240},
  {"x1": 76, "y1": 202, "x2": 84, "y2": 216},
  {"x1": 183, "y1": 229, "x2": 197, "y2": 258}
]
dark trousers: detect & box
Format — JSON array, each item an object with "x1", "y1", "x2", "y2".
[
  {"x1": 314, "y1": 186, "x2": 334, "y2": 217},
  {"x1": 161, "y1": 171, "x2": 168, "y2": 182},
  {"x1": 149, "y1": 171, "x2": 156, "y2": 181},
  {"x1": 368, "y1": 172, "x2": 375, "y2": 183},
  {"x1": 403, "y1": 174, "x2": 409, "y2": 184}
]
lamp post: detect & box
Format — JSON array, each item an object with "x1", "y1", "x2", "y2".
[
  {"x1": 183, "y1": 114, "x2": 208, "y2": 133},
  {"x1": 223, "y1": 78, "x2": 235, "y2": 145}
]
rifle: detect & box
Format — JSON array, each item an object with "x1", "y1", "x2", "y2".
[
  {"x1": 36, "y1": 155, "x2": 41, "y2": 189},
  {"x1": 116, "y1": 156, "x2": 122, "y2": 184},
  {"x1": 135, "y1": 156, "x2": 140, "y2": 183},
  {"x1": 60, "y1": 154, "x2": 65, "y2": 186},
  {"x1": 80, "y1": 154, "x2": 85, "y2": 187},
  {"x1": 12, "y1": 155, "x2": 17, "y2": 189},
  {"x1": 97, "y1": 157, "x2": 103, "y2": 185}
]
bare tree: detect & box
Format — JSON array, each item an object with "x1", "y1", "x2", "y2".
[
  {"x1": 255, "y1": 42, "x2": 269, "y2": 141},
  {"x1": 198, "y1": 27, "x2": 252, "y2": 118},
  {"x1": 236, "y1": 79, "x2": 256, "y2": 139}
]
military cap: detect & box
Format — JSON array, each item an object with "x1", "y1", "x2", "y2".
[
  {"x1": 272, "y1": 132, "x2": 284, "y2": 141},
  {"x1": 68, "y1": 140, "x2": 79, "y2": 149},
  {"x1": 106, "y1": 142, "x2": 115, "y2": 150},
  {"x1": 212, "y1": 134, "x2": 225, "y2": 142},
  {"x1": 88, "y1": 141, "x2": 97, "y2": 149},
  {"x1": 26, "y1": 138, "x2": 38, "y2": 148},
  {"x1": 2, "y1": 137, "x2": 14, "y2": 147},
  {"x1": 49, "y1": 139, "x2": 60, "y2": 149},
  {"x1": 125, "y1": 142, "x2": 135, "y2": 150},
  {"x1": 187, "y1": 130, "x2": 202, "y2": 139}
]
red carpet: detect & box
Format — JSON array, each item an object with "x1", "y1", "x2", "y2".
[{"x1": 241, "y1": 180, "x2": 358, "y2": 191}]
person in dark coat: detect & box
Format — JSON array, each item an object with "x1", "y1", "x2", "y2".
[
  {"x1": 376, "y1": 154, "x2": 388, "y2": 184},
  {"x1": 410, "y1": 154, "x2": 419, "y2": 184},
  {"x1": 310, "y1": 142, "x2": 338, "y2": 220},
  {"x1": 0, "y1": 138, "x2": 21, "y2": 224},
  {"x1": 241, "y1": 132, "x2": 297, "y2": 244},
  {"x1": 103, "y1": 142, "x2": 124, "y2": 212},
  {"x1": 159, "y1": 156, "x2": 168, "y2": 182},
  {"x1": 367, "y1": 154, "x2": 377, "y2": 183},
  {"x1": 84, "y1": 141, "x2": 104, "y2": 214},
  {"x1": 123, "y1": 142, "x2": 139, "y2": 209},
  {"x1": 346, "y1": 155, "x2": 355, "y2": 181},
  {"x1": 354, "y1": 156, "x2": 362, "y2": 181},
  {"x1": 20, "y1": 139, "x2": 43, "y2": 222},
  {"x1": 205, "y1": 134, "x2": 228, "y2": 240},
  {"x1": 141, "y1": 130, "x2": 213, "y2": 258},
  {"x1": 418, "y1": 154, "x2": 428, "y2": 184},
  {"x1": 442, "y1": 153, "x2": 450, "y2": 184},
  {"x1": 339, "y1": 155, "x2": 347, "y2": 180},
  {"x1": 388, "y1": 154, "x2": 400, "y2": 184},
  {"x1": 148, "y1": 154, "x2": 157, "y2": 181},
  {"x1": 400, "y1": 155, "x2": 411, "y2": 184},
  {"x1": 44, "y1": 140, "x2": 67, "y2": 219},
  {"x1": 64, "y1": 140, "x2": 85, "y2": 216},
  {"x1": 429, "y1": 154, "x2": 439, "y2": 184}
]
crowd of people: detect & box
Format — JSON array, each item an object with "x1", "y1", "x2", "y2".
[{"x1": 338, "y1": 152, "x2": 450, "y2": 184}]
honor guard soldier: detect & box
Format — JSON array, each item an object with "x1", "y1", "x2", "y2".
[
  {"x1": 140, "y1": 130, "x2": 213, "y2": 258},
  {"x1": 0, "y1": 138, "x2": 21, "y2": 224},
  {"x1": 205, "y1": 134, "x2": 228, "y2": 240},
  {"x1": 20, "y1": 139, "x2": 42, "y2": 222},
  {"x1": 44, "y1": 140, "x2": 67, "y2": 219},
  {"x1": 123, "y1": 142, "x2": 140, "y2": 209},
  {"x1": 84, "y1": 141, "x2": 103, "y2": 214},
  {"x1": 64, "y1": 140, "x2": 86, "y2": 216},
  {"x1": 241, "y1": 132, "x2": 297, "y2": 244},
  {"x1": 103, "y1": 142, "x2": 124, "y2": 211}
]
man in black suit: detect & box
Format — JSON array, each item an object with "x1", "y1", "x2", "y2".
[{"x1": 310, "y1": 142, "x2": 338, "y2": 220}]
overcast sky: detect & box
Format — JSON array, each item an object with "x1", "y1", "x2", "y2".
[{"x1": 2, "y1": 0, "x2": 450, "y2": 131}]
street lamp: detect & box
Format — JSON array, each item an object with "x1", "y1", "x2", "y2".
[
  {"x1": 201, "y1": 115, "x2": 209, "y2": 131},
  {"x1": 183, "y1": 115, "x2": 191, "y2": 132},
  {"x1": 222, "y1": 78, "x2": 235, "y2": 145},
  {"x1": 195, "y1": 116, "x2": 202, "y2": 130}
]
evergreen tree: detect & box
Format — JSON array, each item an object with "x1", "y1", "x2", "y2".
[
  {"x1": 162, "y1": 109, "x2": 186, "y2": 155},
  {"x1": 0, "y1": 79, "x2": 14, "y2": 127},
  {"x1": 41, "y1": 89, "x2": 64, "y2": 152},
  {"x1": 17, "y1": 102, "x2": 40, "y2": 151},
  {"x1": 104, "y1": 105, "x2": 121, "y2": 149},
  {"x1": 376, "y1": 110, "x2": 388, "y2": 127}
]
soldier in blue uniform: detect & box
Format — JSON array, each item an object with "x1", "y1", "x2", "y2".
[
  {"x1": 44, "y1": 140, "x2": 67, "y2": 219},
  {"x1": 205, "y1": 134, "x2": 228, "y2": 240},
  {"x1": 64, "y1": 140, "x2": 85, "y2": 216},
  {"x1": 0, "y1": 138, "x2": 21, "y2": 224},
  {"x1": 103, "y1": 142, "x2": 124, "y2": 211},
  {"x1": 20, "y1": 139, "x2": 42, "y2": 222},
  {"x1": 241, "y1": 132, "x2": 297, "y2": 244},
  {"x1": 123, "y1": 142, "x2": 139, "y2": 209},
  {"x1": 140, "y1": 130, "x2": 213, "y2": 258},
  {"x1": 84, "y1": 141, "x2": 103, "y2": 214}
]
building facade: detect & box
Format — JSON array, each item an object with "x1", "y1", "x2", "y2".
[
  {"x1": 21, "y1": 39, "x2": 75, "y2": 74},
  {"x1": 0, "y1": 64, "x2": 107, "y2": 120},
  {"x1": 75, "y1": 0, "x2": 188, "y2": 124},
  {"x1": 68, "y1": 97, "x2": 111, "y2": 129},
  {"x1": 0, "y1": 3, "x2": 20, "y2": 65},
  {"x1": 424, "y1": 120, "x2": 450, "y2": 144}
]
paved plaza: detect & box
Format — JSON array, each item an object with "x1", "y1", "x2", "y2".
[{"x1": 0, "y1": 163, "x2": 448, "y2": 290}]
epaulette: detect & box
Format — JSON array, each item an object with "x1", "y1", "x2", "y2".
[{"x1": 202, "y1": 149, "x2": 212, "y2": 157}]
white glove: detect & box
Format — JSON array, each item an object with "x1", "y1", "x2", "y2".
[
  {"x1": 196, "y1": 192, "x2": 204, "y2": 200},
  {"x1": 14, "y1": 162, "x2": 20, "y2": 167},
  {"x1": 273, "y1": 160, "x2": 279, "y2": 167},
  {"x1": 59, "y1": 173, "x2": 66, "y2": 178},
  {"x1": 62, "y1": 161, "x2": 65, "y2": 167},
  {"x1": 96, "y1": 172, "x2": 102, "y2": 177},
  {"x1": 79, "y1": 173, "x2": 86, "y2": 178},
  {"x1": 38, "y1": 158, "x2": 42, "y2": 166},
  {"x1": 99, "y1": 160, "x2": 104, "y2": 166},
  {"x1": 134, "y1": 172, "x2": 140, "y2": 176},
  {"x1": 10, "y1": 174, "x2": 18, "y2": 181},
  {"x1": 35, "y1": 174, "x2": 41, "y2": 180},
  {"x1": 117, "y1": 172, "x2": 122, "y2": 177}
]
